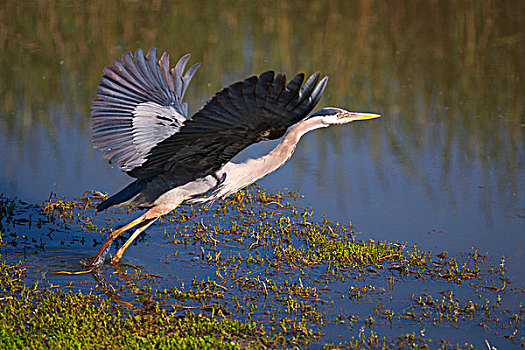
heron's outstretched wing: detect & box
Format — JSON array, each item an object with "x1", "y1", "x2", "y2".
[
  {"x1": 127, "y1": 71, "x2": 328, "y2": 180},
  {"x1": 91, "y1": 48, "x2": 201, "y2": 172}
]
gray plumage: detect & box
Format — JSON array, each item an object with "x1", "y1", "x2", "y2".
[{"x1": 87, "y1": 48, "x2": 379, "y2": 267}]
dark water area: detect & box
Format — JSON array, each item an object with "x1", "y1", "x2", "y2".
[{"x1": 1, "y1": 1, "x2": 524, "y2": 347}]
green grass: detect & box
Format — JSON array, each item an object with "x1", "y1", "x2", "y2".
[
  {"x1": 0, "y1": 263, "x2": 269, "y2": 349},
  {"x1": 0, "y1": 189, "x2": 523, "y2": 349}
]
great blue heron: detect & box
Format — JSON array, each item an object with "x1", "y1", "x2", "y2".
[{"x1": 88, "y1": 47, "x2": 379, "y2": 267}]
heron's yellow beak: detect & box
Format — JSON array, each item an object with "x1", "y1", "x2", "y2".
[{"x1": 342, "y1": 112, "x2": 381, "y2": 122}]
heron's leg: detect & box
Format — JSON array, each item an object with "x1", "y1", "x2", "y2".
[
  {"x1": 87, "y1": 213, "x2": 149, "y2": 267},
  {"x1": 111, "y1": 217, "x2": 159, "y2": 264}
]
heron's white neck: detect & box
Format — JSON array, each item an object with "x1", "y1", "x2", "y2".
[{"x1": 216, "y1": 117, "x2": 328, "y2": 196}]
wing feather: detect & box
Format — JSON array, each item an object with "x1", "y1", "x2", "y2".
[
  {"x1": 91, "y1": 48, "x2": 200, "y2": 172},
  {"x1": 127, "y1": 70, "x2": 328, "y2": 180},
  {"x1": 160, "y1": 52, "x2": 175, "y2": 95},
  {"x1": 92, "y1": 49, "x2": 328, "y2": 183},
  {"x1": 181, "y1": 62, "x2": 202, "y2": 99},
  {"x1": 241, "y1": 76, "x2": 258, "y2": 117}
]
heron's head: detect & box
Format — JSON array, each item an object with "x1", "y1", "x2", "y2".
[{"x1": 310, "y1": 107, "x2": 381, "y2": 125}]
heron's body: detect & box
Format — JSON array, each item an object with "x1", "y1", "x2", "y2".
[
  {"x1": 87, "y1": 48, "x2": 379, "y2": 267},
  {"x1": 106, "y1": 115, "x2": 326, "y2": 211}
]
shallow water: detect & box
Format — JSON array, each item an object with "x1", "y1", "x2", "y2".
[{"x1": 1, "y1": 1, "x2": 524, "y2": 347}]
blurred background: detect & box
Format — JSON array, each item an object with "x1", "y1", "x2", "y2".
[{"x1": 0, "y1": 1, "x2": 523, "y2": 278}]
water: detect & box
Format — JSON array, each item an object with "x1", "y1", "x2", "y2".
[{"x1": 0, "y1": 1, "x2": 523, "y2": 347}]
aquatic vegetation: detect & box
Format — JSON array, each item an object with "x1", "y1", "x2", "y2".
[
  {"x1": 0, "y1": 188, "x2": 523, "y2": 348},
  {"x1": 0, "y1": 262, "x2": 268, "y2": 349}
]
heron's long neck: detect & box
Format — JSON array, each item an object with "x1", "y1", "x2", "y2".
[{"x1": 217, "y1": 117, "x2": 327, "y2": 195}]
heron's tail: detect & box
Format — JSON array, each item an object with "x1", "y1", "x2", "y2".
[{"x1": 97, "y1": 179, "x2": 149, "y2": 212}]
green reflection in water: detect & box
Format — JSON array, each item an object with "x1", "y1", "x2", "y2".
[{"x1": 0, "y1": 0, "x2": 523, "y2": 212}]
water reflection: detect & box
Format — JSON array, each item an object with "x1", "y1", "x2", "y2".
[{"x1": 0, "y1": 0, "x2": 523, "y2": 278}]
